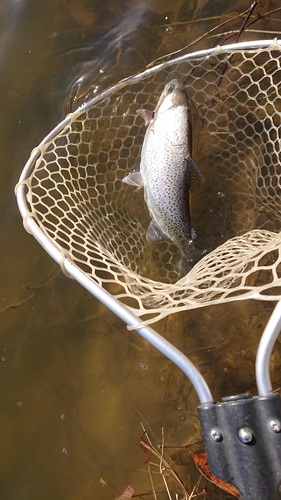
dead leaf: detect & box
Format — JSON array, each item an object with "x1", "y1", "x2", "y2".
[
  {"x1": 140, "y1": 437, "x2": 152, "y2": 464},
  {"x1": 190, "y1": 451, "x2": 240, "y2": 498},
  {"x1": 114, "y1": 484, "x2": 134, "y2": 500}
]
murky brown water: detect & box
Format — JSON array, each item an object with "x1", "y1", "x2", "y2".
[{"x1": 1, "y1": 0, "x2": 281, "y2": 499}]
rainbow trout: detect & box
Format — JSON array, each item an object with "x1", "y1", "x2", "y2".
[{"x1": 123, "y1": 79, "x2": 203, "y2": 276}]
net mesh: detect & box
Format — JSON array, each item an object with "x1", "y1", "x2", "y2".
[{"x1": 20, "y1": 41, "x2": 281, "y2": 325}]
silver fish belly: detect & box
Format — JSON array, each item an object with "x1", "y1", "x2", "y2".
[{"x1": 123, "y1": 79, "x2": 202, "y2": 276}]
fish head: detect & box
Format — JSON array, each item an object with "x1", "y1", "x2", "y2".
[{"x1": 155, "y1": 79, "x2": 188, "y2": 116}]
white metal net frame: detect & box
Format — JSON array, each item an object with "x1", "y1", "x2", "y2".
[{"x1": 16, "y1": 39, "x2": 281, "y2": 327}]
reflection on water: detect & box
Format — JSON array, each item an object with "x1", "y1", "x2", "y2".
[{"x1": 1, "y1": 0, "x2": 281, "y2": 499}]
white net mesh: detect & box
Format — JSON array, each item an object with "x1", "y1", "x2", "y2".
[{"x1": 19, "y1": 41, "x2": 281, "y2": 325}]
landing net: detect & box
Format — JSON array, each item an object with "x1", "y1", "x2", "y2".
[{"x1": 16, "y1": 40, "x2": 281, "y2": 325}]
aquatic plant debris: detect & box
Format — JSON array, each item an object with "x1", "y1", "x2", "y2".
[
  {"x1": 149, "y1": 0, "x2": 281, "y2": 67},
  {"x1": 140, "y1": 434, "x2": 190, "y2": 497}
]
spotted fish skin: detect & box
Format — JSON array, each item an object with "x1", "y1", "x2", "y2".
[{"x1": 123, "y1": 79, "x2": 203, "y2": 276}]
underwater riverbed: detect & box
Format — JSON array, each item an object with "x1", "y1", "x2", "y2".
[{"x1": 1, "y1": 0, "x2": 281, "y2": 499}]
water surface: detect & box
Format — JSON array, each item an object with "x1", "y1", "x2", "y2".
[{"x1": 1, "y1": 1, "x2": 281, "y2": 499}]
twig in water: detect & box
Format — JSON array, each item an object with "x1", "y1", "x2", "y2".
[{"x1": 140, "y1": 431, "x2": 190, "y2": 497}]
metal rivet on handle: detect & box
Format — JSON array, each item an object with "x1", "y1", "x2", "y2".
[
  {"x1": 269, "y1": 420, "x2": 281, "y2": 433},
  {"x1": 210, "y1": 429, "x2": 222, "y2": 442},
  {"x1": 238, "y1": 427, "x2": 253, "y2": 444}
]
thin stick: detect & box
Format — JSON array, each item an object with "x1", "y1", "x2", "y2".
[
  {"x1": 1, "y1": 292, "x2": 36, "y2": 313},
  {"x1": 146, "y1": 6, "x2": 253, "y2": 68},
  {"x1": 208, "y1": 29, "x2": 281, "y2": 39},
  {"x1": 234, "y1": 0, "x2": 260, "y2": 43},
  {"x1": 140, "y1": 437, "x2": 190, "y2": 497},
  {"x1": 148, "y1": 1, "x2": 281, "y2": 69},
  {"x1": 159, "y1": 427, "x2": 165, "y2": 473},
  {"x1": 161, "y1": 14, "x2": 234, "y2": 27},
  {"x1": 223, "y1": 4, "x2": 281, "y2": 43},
  {"x1": 162, "y1": 474, "x2": 173, "y2": 500},
  {"x1": 188, "y1": 476, "x2": 205, "y2": 499},
  {"x1": 147, "y1": 462, "x2": 158, "y2": 500}
]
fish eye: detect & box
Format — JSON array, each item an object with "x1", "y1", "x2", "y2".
[{"x1": 167, "y1": 82, "x2": 175, "y2": 94}]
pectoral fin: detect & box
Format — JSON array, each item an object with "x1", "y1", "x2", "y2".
[
  {"x1": 123, "y1": 171, "x2": 144, "y2": 188},
  {"x1": 188, "y1": 157, "x2": 202, "y2": 192},
  {"x1": 137, "y1": 109, "x2": 154, "y2": 125},
  {"x1": 146, "y1": 218, "x2": 168, "y2": 242}
]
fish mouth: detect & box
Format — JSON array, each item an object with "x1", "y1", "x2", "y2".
[{"x1": 155, "y1": 78, "x2": 188, "y2": 111}]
